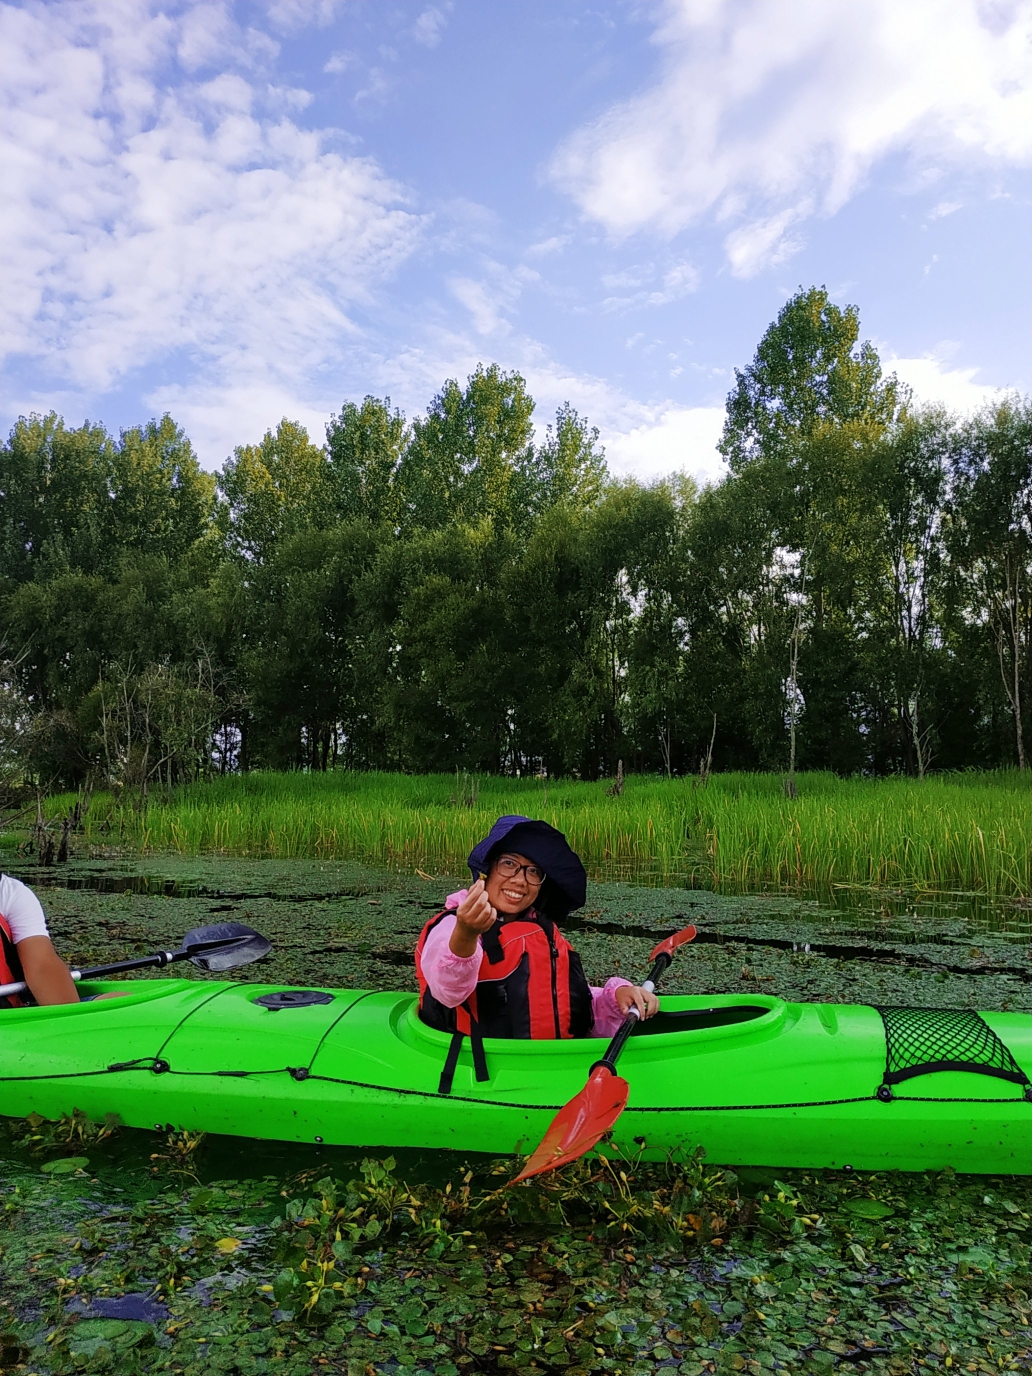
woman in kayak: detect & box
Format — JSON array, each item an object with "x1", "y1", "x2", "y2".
[
  {"x1": 415, "y1": 815, "x2": 658, "y2": 1088},
  {"x1": 0, "y1": 872, "x2": 81, "y2": 1007}
]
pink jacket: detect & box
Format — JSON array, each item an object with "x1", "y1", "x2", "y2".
[{"x1": 419, "y1": 889, "x2": 633, "y2": 1040}]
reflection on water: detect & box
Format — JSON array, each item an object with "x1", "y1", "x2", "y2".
[
  {"x1": 584, "y1": 865, "x2": 1032, "y2": 945},
  {"x1": 20, "y1": 854, "x2": 1032, "y2": 944},
  {"x1": 0, "y1": 1119, "x2": 496, "y2": 1194}
]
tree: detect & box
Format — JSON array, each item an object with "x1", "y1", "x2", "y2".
[
  {"x1": 530, "y1": 403, "x2": 608, "y2": 513},
  {"x1": 950, "y1": 398, "x2": 1032, "y2": 769},
  {"x1": 0, "y1": 413, "x2": 113, "y2": 586},
  {"x1": 714, "y1": 288, "x2": 905, "y2": 777},
  {"x1": 219, "y1": 420, "x2": 330, "y2": 563},
  {"x1": 396, "y1": 365, "x2": 536, "y2": 532},
  {"x1": 719, "y1": 286, "x2": 900, "y2": 474},
  {"x1": 107, "y1": 416, "x2": 216, "y2": 565},
  {"x1": 325, "y1": 396, "x2": 409, "y2": 527},
  {"x1": 874, "y1": 411, "x2": 950, "y2": 776},
  {"x1": 361, "y1": 520, "x2": 518, "y2": 772},
  {"x1": 244, "y1": 523, "x2": 379, "y2": 770}
]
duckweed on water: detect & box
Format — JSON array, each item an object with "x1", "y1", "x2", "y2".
[{"x1": 1, "y1": 1118, "x2": 1031, "y2": 1376}]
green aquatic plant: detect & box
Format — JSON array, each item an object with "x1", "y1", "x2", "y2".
[
  {"x1": 267, "y1": 1148, "x2": 747, "y2": 1327},
  {"x1": 2, "y1": 1109, "x2": 1031, "y2": 1375},
  {"x1": 42, "y1": 766, "x2": 1032, "y2": 897},
  {"x1": 7, "y1": 1107, "x2": 120, "y2": 1156}
]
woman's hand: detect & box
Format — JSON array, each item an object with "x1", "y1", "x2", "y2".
[
  {"x1": 450, "y1": 879, "x2": 497, "y2": 957},
  {"x1": 614, "y1": 983, "x2": 659, "y2": 1021}
]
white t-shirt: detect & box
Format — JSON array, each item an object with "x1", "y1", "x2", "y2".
[{"x1": 0, "y1": 874, "x2": 50, "y2": 943}]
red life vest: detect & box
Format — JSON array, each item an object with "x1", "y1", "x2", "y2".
[
  {"x1": 415, "y1": 908, "x2": 593, "y2": 1041},
  {"x1": 0, "y1": 913, "x2": 28, "y2": 1009}
]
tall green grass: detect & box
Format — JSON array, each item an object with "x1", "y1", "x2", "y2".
[{"x1": 49, "y1": 769, "x2": 1032, "y2": 897}]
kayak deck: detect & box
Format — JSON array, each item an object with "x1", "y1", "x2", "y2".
[{"x1": 2, "y1": 981, "x2": 1030, "y2": 1173}]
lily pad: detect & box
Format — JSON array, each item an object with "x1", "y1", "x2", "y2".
[
  {"x1": 40, "y1": 1156, "x2": 88, "y2": 1174},
  {"x1": 842, "y1": 1197, "x2": 895, "y2": 1218},
  {"x1": 67, "y1": 1318, "x2": 154, "y2": 1359}
]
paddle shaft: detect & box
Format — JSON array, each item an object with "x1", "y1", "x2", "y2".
[
  {"x1": 591, "y1": 949, "x2": 672, "y2": 1075},
  {"x1": 0, "y1": 938, "x2": 243, "y2": 1000}
]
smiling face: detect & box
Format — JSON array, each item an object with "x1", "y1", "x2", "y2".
[{"x1": 484, "y1": 852, "x2": 545, "y2": 915}]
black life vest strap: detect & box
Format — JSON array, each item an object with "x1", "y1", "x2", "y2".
[
  {"x1": 437, "y1": 1001, "x2": 490, "y2": 1094},
  {"x1": 469, "y1": 1012, "x2": 489, "y2": 1082},
  {"x1": 481, "y1": 921, "x2": 505, "y2": 965},
  {"x1": 438, "y1": 1031, "x2": 463, "y2": 1095}
]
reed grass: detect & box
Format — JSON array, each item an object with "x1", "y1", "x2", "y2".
[{"x1": 43, "y1": 768, "x2": 1032, "y2": 898}]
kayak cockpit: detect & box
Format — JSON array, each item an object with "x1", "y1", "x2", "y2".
[
  {"x1": 632, "y1": 1004, "x2": 771, "y2": 1036},
  {"x1": 396, "y1": 991, "x2": 788, "y2": 1061}
]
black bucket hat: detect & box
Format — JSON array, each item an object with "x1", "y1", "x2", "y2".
[{"x1": 467, "y1": 814, "x2": 587, "y2": 918}]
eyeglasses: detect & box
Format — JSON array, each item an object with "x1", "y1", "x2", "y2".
[{"x1": 494, "y1": 856, "x2": 546, "y2": 886}]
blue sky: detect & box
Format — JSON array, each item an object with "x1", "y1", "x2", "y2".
[{"x1": 2, "y1": 0, "x2": 1030, "y2": 482}]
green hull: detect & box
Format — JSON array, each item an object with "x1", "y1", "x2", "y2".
[{"x1": 3, "y1": 981, "x2": 1030, "y2": 1173}]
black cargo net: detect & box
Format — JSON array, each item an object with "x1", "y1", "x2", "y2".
[{"x1": 877, "y1": 1006, "x2": 1030, "y2": 1099}]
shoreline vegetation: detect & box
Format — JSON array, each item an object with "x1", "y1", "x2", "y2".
[{"x1": 29, "y1": 768, "x2": 1032, "y2": 899}]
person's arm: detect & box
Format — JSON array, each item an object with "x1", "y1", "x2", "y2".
[
  {"x1": 421, "y1": 915, "x2": 482, "y2": 1008},
  {"x1": 15, "y1": 936, "x2": 80, "y2": 1005},
  {"x1": 589, "y1": 976, "x2": 659, "y2": 1038}
]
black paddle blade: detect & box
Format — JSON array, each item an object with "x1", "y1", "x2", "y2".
[{"x1": 181, "y1": 923, "x2": 271, "y2": 971}]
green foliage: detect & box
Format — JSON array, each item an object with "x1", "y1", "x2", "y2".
[
  {"x1": 1, "y1": 1110, "x2": 1030, "y2": 1376},
  {"x1": 3, "y1": 298, "x2": 1031, "y2": 790},
  {"x1": 719, "y1": 285, "x2": 901, "y2": 473},
  {"x1": 8, "y1": 1107, "x2": 120, "y2": 1156},
  {"x1": 52, "y1": 765, "x2": 1032, "y2": 896},
  {"x1": 396, "y1": 364, "x2": 537, "y2": 531},
  {"x1": 325, "y1": 394, "x2": 409, "y2": 527},
  {"x1": 218, "y1": 418, "x2": 330, "y2": 562}
]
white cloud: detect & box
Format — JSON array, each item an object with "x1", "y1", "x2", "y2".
[
  {"x1": 323, "y1": 51, "x2": 356, "y2": 75},
  {"x1": 723, "y1": 204, "x2": 807, "y2": 279},
  {"x1": 601, "y1": 258, "x2": 700, "y2": 310},
  {"x1": 413, "y1": 5, "x2": 451, "y2": 48},
  {"x1": 886, "y1": 352, "x2": 1009, "y2": 412},
  {"x1": 526, "y1": 234, "x2": 572, "y2": 257},
  {"x1": 146, "y1": 377, "x2": 336, "y2": 464},
  {"x1": 0, "y1": 0, "x2": 425, "y2": 440},
  {"x1": 264, "y1": 0, "x2": 343, "y2": 33},
  {"x1": 603, "y1": 405, "x2": 726, "y2": 484},
  {"x1": 500, "y1": 348, "x2": 728, "y2": 485},
  {"x1": 661, "y1": 261, "x2": 699, "y2": 297},
  {"x1": 552, "y1": 0, "x2": 1032, "y2": 275},
  {"x1": 450, "y1": 277, "x2": 510, "y2": 336},
  {"x1": 448, "y1": 260, "x2": 536, "y2": 337},
  {"x1": 359, "y1": 314, "x2": 728, "y2": 488},
  {"x1": 928, "y1": 199, "x2": 963, "y2": 219}
]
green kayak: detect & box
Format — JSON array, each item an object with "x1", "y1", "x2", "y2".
[{"x1": 2, "y1": 979, "x2": 1030, "y2": 1173}]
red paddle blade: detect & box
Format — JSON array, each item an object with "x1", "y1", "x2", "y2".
[
  {"x1": 649, "y1": 923, "x2": 697, "y2": 962},
  {"x1": 512, "y1": 1065, "x2": 630, "y2": 1183}
]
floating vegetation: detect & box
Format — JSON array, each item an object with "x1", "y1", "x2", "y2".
[{"x1": 1, "y1": 1120, "x2": 1030, "y2": 1375}]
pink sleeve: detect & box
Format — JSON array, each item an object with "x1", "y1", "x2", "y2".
[
  {"x1": 420, "y1": 913, "x2": 483, "y2": 1009},
  {"x1": 589, "y1": 976, "x2": 634, "y2": 1039}
]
